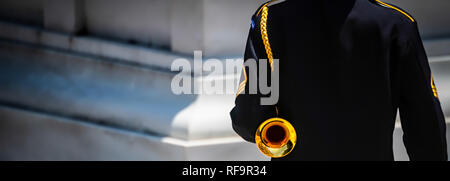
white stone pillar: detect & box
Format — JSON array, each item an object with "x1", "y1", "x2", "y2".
[
  {"x1": 170, "y1": 0, "x2": 205, "y2": 56},
  {"x1": 170, "y1": 0, "x2": 266, "y2": 57}
]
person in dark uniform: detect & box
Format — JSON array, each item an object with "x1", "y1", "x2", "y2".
[{"x1": 230, "y1": 0, "x2": 448, "y2": 161}]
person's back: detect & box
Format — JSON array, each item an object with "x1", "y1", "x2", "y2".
[{"x1": 231, "y1": 0, "x2": 448, "y2": 161}]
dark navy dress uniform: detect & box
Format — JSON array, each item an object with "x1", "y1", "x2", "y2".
[{"x1": 230, "y1": 0, "x2": 448, "y2": 161}]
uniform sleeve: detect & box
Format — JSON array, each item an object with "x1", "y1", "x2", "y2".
[
  {"x1": 229, "y1": 24, "x2": 277, "y2": 143},
  {"x1": 398, "y1": 23, "x2": 448, "y2": 161}
]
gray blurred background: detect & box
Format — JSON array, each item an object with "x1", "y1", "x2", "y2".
[{"x1": 0, "y1": 0, "x2": 449, "y2": 161}]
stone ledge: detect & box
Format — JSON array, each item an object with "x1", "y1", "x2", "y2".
[{"x1": 0, "y1": 21, "x2": 189, "y2": 71}]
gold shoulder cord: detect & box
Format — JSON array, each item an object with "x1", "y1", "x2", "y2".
[
  {"x1": 259, "y1": 2, "x2": 278, "y2": 114},
  {"x1": 260, "y1": 5, "x2": 275, "y2": 71}
]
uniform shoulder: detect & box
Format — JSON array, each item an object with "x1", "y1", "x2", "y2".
[
  {"x1": 368, "y1": 0, "x2": 416, "y2": 23},
  {"x1": 254, "y1": 0, "x2": 286, "y2": 17},
  {"x1": 250, "y1": 0, "x2": 285, "y2": 30},
  {"x1": 367, "y1": 0, "x2": 419, "y2": 46}
]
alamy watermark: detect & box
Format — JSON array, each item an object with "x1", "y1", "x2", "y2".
[{"x1": 171, "y1": 51, "x2": 279, "y2": 105}]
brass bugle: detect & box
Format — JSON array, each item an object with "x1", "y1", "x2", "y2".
[{"x1": 255, "y1": 118, "x2": 297, "y2": 158}]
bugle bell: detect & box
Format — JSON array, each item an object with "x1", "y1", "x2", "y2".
[{"x1": 255, "y1": 117, "x2": 297, "y2": 158}]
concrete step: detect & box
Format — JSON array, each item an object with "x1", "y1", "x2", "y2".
[
  {"x1": 0, "y1": 20, "x2": 244, "y2": 143},
  {"x1": 0, "y1": 105, "x2": 264, "y2": 161}
]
